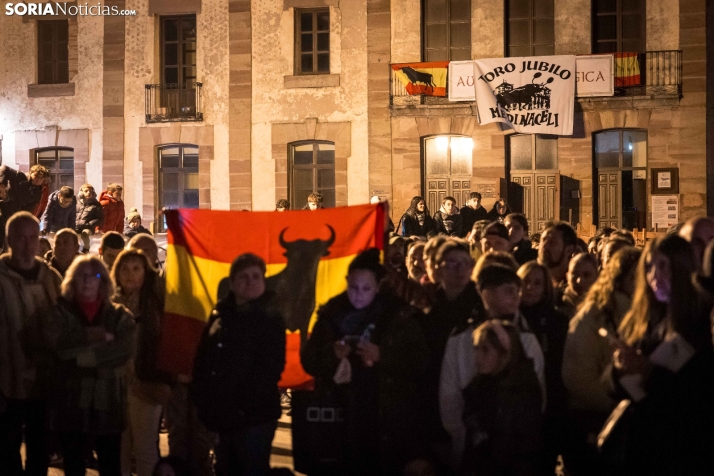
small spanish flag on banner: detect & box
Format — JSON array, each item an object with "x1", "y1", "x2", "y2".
[
  {"x1": 159, "y1": 204, "x2": 386, "y2": 388},
  {"x1": 392, "y1": 61, "x2": 449, "y2": 96}
]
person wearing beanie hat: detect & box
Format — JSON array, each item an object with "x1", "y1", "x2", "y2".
[
  {"x1": 301, "y1": 248, "x2": 429, "y2": 474},
  {"x1": 124, "y1": 207, "x2": 152, "y2": 238},
  {"x1": 481, "y1": 221, "x2": 511, "y2": 254}
]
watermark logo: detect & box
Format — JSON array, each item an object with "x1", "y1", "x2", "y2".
[{"x1": 5, "y1": 2, "x2": 137, "y2": 16}]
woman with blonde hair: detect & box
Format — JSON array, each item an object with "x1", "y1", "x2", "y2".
[
  {"x1": 608, "y1": 235, "x2": 714, "y2": 475},
  {"x1": 46, "y1": 255, "x2": 135, "y2": 476},
  {"x1": 561, "y1": 246, "x2": 640, "y2": 475},
  {"x1": 112, "y1": 249, "x2": 171, "y2": 476}
]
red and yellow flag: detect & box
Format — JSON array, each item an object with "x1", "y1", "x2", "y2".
[
  {"x1": 392, "y1": 61, "x2": 449, "y2": 96},
  {"x1": 159, "y1": 204, "x2": 386, "y2": 388}
]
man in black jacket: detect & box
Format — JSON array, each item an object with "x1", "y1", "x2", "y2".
[
  {"x1": 74, "y1": 184, "x2": 104, "y2": 251},
  {"x1": 460, "y1": 192, "x2": 489, "y2": 237},
  {"x1": 192, "y1": 253, "x2": 286, "y2": 476}
]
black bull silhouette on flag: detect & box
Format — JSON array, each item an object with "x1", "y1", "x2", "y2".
[{"x1": 217, "y1": 225, "x2": 336, "y2": 341}]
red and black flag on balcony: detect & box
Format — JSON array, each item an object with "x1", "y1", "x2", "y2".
[{"x1": 392, "y1": 61, "x2": 449, "y2": 96}]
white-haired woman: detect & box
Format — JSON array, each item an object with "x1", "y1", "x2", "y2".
[{"x1": 46, "y1": 255, "x2": 135, "y2": 476}]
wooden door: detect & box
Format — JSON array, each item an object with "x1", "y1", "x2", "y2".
[
  {"x1": 511, "y1": 172, "x2": 559, "y2": 231},
  {"x1": 426, "y1": 177, "x2": 470, "y2": 213},
  {"x1": 598, "y1": 171, "x2": 620, "y2": 229}
]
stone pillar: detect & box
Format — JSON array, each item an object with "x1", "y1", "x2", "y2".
[{"x1": 102, "y1": 0, "x2": 126, "y2": 189}]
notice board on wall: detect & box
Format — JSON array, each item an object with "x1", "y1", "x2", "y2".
[{"x1": 651, "y1": 195, "x2": 679, "y2": 229}]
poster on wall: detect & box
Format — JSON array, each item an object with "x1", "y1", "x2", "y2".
[
  {"x1": 575, "y1": 55, "x2": 614, "y2": 97},
  {"x1": 449, "y1": 61, "x2": 476, "y2": 101},
  {"x1": 473, "y1": 55, "x2": 576, "y2": 135},
  {"x1": 651, "y1": 195, "x2": 679, "y2": 229}
]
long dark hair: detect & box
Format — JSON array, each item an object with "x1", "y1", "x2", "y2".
[
  {"x1": 405, "y1": 196, "x2": 429, "y2": 218},
  {"x1": 619, "y1": 235, "x2": 707, "y2": 348},
  {"x1": 111, "y1": 249, "x2": 163, "y2": 315}
]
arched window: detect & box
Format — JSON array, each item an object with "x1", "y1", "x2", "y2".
[
  {"x1": 422, "y1": 135, "x2": 473, "y2": 212},
  {"x1": 35, "y1": 147, "x2": 74, "y2": 191},
  {"x1": 289, "y1": 141, "x2": 336, "y2": 209},
  {"x1": 593, "y1": 129, "x2": 647, "y2": 229}
]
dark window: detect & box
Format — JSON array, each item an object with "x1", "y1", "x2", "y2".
[
  {"x1": 161, "y1": 15, "x2": 197, "y2": 88},
  {"x1": 506, "y1": 0, "x2": 554, "y2": 57},
  {"x1": 422, "y1": 0, "x2": 472, "y2": 61},
  {"x1": 592, "y1": 0, "x2": 645, "y2": 53},
  {"x1": 35, "y1": 148, "x2": 74, "y2": 191},
  {"x1": 507, "y1": 134, "x2": 558, "y2": 171},
  {"x1": 295, "y1": 9, "x2": 330, "y2": 75},
  {"x1": 37, "y1": 20, "x2": 69, "y2": 84},
  {"x1": 158, "y1": 145, "x2": 199, "y2": 230},
  {"x1": 290, "y1": 141, "x2": 336, "y2": 208}
]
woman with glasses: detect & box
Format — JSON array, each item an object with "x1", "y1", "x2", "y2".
[{"x1": 46, "y1": 255, "x2": 135, "y2": 476}]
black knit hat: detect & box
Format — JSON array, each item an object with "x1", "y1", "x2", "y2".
[
  {"x1": 476, "y1": 264, "x2": 522, "y2": 292},
  {"x1": 349, "y1": 248, "x2": 387, "y2": 281}
]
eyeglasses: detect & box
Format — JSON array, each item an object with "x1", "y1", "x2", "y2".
[
  {"x1": 77, "y1": 273, "x2": 101, "y2": 281},
  {"x1": 442, "y1": 260, "x2": 473, "y2": 270}
]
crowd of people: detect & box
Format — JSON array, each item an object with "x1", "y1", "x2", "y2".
[{"x1": 2, "y1": 175, "x2": 714, "y2": 476}]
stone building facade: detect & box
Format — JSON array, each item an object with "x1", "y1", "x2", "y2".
[{"x1": 0, "y1": 0, "x2": 710, "y2": 232}]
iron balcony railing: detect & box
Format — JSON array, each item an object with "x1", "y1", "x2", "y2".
[
  {"x1": 145, "y1": 82, "x2": 203, "y2": 123},
  {"x1": 615, "y1": 50, "x2": 682, "y2": 97}
]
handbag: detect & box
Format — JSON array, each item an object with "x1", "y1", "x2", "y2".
[
  {"x1": 291, "y1": 387, "x2": 346, "y2": 474},
  {"x1": 597, "y1": 399, "x2": 635, "y2": 467}
]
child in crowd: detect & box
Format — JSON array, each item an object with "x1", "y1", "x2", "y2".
[{"x1": 124, "y1": 208, "x2": 152, "y2": 238}]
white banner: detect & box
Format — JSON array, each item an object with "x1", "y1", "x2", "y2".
[
  {"x1": 474, "y1": 55, "x2": 576, "y2": 135},
  {"x1": 575, "y1": 55, "x2": 614, "y2": 97},
  {"x1": 448, "y1": 61, "x2": 476, "y2": 101}
]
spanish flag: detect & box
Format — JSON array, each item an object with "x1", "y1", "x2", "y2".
[
  {"x1": 159, "y1": 204, "x2": 386, "y2": 388},
  {"x1": 614, "y1": 52, "x2": 641, "y2": 87},
  {"x1": 392, "y1": 61, "x2": 449, "y2": 96}
]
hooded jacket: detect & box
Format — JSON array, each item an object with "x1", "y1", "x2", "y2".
[
  {"x1": 40, "y1": 190, "x2": 77, "y2": 233},
  {"x1": 487, "y1": 202, "x2": 512, "y2": 223},
  {"x1": 460, "y1": 204, "x2": 489, "y2": 234},
  {"x1": 99, "y1": 191, "x2": 125, "y2": 233},
  {"x1": 75, "y1": 197, "x2": 104, "y2": 233},
  {"x1": 433, "y1": 205, "x2": 464, "y2": 237}
]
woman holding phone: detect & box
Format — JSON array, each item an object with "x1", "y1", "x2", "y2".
[
  {"x1": 609, "y1": 235, "x2": 714, "y2": 475},
  {"x1": 301, "y1": 249, "x2": 429, "y2": 475}
]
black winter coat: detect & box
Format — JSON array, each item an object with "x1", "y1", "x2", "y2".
[
  {"x1": 301, "y1": 292, "x2": 430, "y2": 472},
  {"x1": 461, "y1": 358, "x2": 543, "y2": 476},
  {"x1": 512, "y1": 239, "x2": 538, "y2": 265},
  {"x1": 191, "y1": 291, "x2": 286, "y2": 432},
  {"x1": 75, "y1": 198, "x2": 104, "y2": 233},
  {"x1": 399, "y1": 212, "x2": 437, "y2": 239},
  {"x1": 0, "y1": 165, "x2": 44, "y2": 217},
  {"x1": 434, "y1": 210, "x2": 464, "y2": 237},
  {"x1": 40, "y1": 190, "x2": 77, "y2": 233},
  {"x1": 460, "y1": 205, "x2": 489, "y2": 235}
]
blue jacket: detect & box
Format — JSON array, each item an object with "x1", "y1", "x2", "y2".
[{"x1": 40, "y1": 190, "x2": 76, "y2": 233}]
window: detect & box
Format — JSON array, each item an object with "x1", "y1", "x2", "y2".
[
  {"x1": 158, "y1": 145, "x2": 199, "y2": 229},
  {"x1": 507, "y1": 135, "x2": 558, "y2": 231},
  {"x1": 161, "y1": 15, "x2": 197, "y2": 88},
  {"x1": 423, "y1": 135, "x2": 473, "y2": 211},
  {"x1": 592, "y1": 0, "x2": 645, "y2": 53},
  {"x1": 594, "y1": 129, "x2": 647, "y2": 230},
  {"x1": 295, "y1": 9, "x2": 330, "y2": 75},
  {"x1": 37, "y1": 20, "x2": 69, "y2": 84},
  {"x1": 35, "y1": 148, "x2": 74, "y2": 191},
  {"x1": 506, "y1": 0, "x2": 554, "y2": 57},
  {"x1": 422, "y1": 0, "x2": 471, "y2": 61},
  {"x1": 290, "y1": 141, "x2": 336, "y2": 208},
  {"x1": 508, "y1": 134, "x2": 558, "y2": 171}
]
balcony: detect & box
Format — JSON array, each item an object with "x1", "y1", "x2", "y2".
[
  {"x1": 614, "y1": 50, "x2": 682, "y2": 97},
  {"x1": 389, "y1": 51, "x2": 682, "y2": 108},
  {"x1": 145, "y1": 82, "x2": 203, "y2": 123}
]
